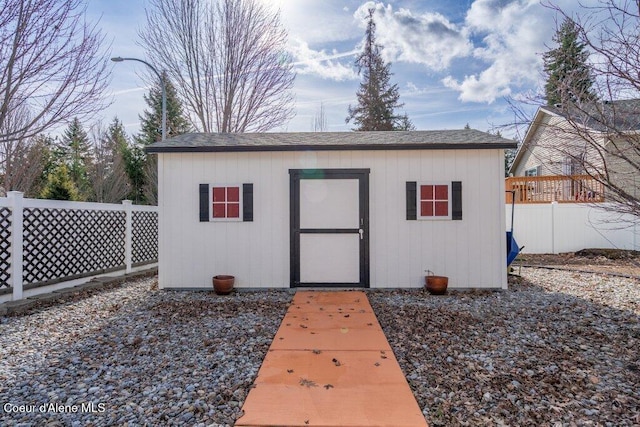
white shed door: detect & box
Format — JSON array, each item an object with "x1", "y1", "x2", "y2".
[
  {"x1": 300, "y1": 179, "x2": 360, "y2": 283},
  {"x1": 290, "y1": 169, "x2": 369, "y2": 288}
]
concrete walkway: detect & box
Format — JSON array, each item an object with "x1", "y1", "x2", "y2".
[{"x1": 235, "y1": 290, "x2": 428, "y2": 427}]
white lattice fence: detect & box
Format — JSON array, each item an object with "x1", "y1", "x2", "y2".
[
  {"x1": 0, "y1": 207, "x2": 11, "y2": 288},
  {"x1": 132, "y1": 210, "x2": 158, "y2": 266},
  {"x1": 0, "y1": 192, "x2": 158, "y2": 302},
  {"x1": 23, "y1": 207, "x2": 126, "y2": 284}
]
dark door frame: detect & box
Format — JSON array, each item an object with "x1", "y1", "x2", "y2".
[{"x1": 289, "y1": 168, "x2": 370, "y2": 288}]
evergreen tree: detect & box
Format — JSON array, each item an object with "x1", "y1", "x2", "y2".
[
  {"x1": 505, "y1": 147, "x2": 517, "y2": 176},
  {"x1": 60, "y1": 117, "x2": 92, "y2": 200},
  {"x1": 135, "y1": 73, "x2": 191, "y2": 204},
  {"x1": 122, "y1": 143, "x2": 146, "y2": 204},
  {"x1": 346, "y1": 9, "x2": 411, "y2": 131},
  {"x1": 137, "y1": 72, "x2": 191, "y2": 145},
  {"x1": 40, "y1": 164, "x2": 80, "y2": 201},
  {"x1": 26, "y1": 135, "x2": 57, "y2": 198},
  {"x1": 543, "y1": 18, "x2": 595, "y2": 106},
  {"x1": 104, "y1": 117, "x2": 145, "y2": 204},
  {"x1": 397, "y1": 113, "x2": 416, "y2": 131}
]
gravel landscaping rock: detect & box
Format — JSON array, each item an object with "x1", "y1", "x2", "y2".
[
  {"x1": 0, "y1": 278, "x2": 291, "y2": 426},
  {"x1": 1, "y1": 267, "x2": 638, "y2": 426},
  {"x1": 517, "y1": 250, "x2": 640, "y2": 278},
  {"x1": 369, "y1": 268, "x2": 640, "y2": 426}
]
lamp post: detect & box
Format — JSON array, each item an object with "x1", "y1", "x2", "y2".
[{"x1": 111, "y1": 57, "x2": 166, "y2": 141}]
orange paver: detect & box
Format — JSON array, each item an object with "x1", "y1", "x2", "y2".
[{"x1": 235, "y1": 290, "x2": 428, "y2": 427}]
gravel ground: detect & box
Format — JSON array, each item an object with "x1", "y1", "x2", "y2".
[
  {"x1": 0, "y1": 278, "x2": 292, "y2": 426},
  {"x1": 1, "y1": 269, "x2": 639, "y2": 426},
  {"x1": 369, "y1": 268, "x2": 640, "y2": 426},
  {"x1": 517, "y1": 250, "x2": 640, "y2": 278}
]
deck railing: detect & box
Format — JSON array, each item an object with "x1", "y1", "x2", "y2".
[{"x1": 505, "y1": 175, "x2": 605, "y2": 204}]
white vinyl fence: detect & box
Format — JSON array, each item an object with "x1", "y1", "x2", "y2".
[
  {"x1": 0, "y1": 191, "x2": 158, "y2": 303},
  {"x1": 506, "y1": 202, "x2": 640, "y2": 254}
]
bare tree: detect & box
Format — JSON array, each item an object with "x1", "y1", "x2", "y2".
[
  {"x1": 0, "y1": 134, "x2": 51, "y2": 197},
  {"x1": 90, "y1": 122, "x2": 130, "y2": 204},
  {"x1": 0, "y1": 0, "x2": 110, "y2": 143},
  {"x1": 0, "y1": 98, "x2": 55, "y2": 197},
  {"x1": 142, "y1": 156, "x2": 158, "y2": 205},
  {"x1": 512, "y1": 1, "x2": 640, "y2": 217},
  {"x1": 0, "y1": 0, "x2": 109, "y2": 196},
  {"x1": 312, "y1": 102, "x2": 328, "y2": 132},
  {"x1": 139, "y1": 0, "x2": 295, "y2": 133},
  {"x1": 0, "y1": 101, "x2": 30, "y2": 193}
]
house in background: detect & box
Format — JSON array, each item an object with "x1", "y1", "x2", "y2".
[
  {"x1": 508, "y1": 99, "x2": 640, "y2": 203},
  {"x1": 146, "y1": 130, "x2": 516, "y2": 291}
]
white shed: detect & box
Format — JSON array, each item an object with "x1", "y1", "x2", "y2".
[{"x1": 146, "y1": 130, "x2": 517, "y2": 290}]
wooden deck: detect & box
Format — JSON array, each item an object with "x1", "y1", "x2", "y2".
[{"x1": 506, "y1": 175, "x2": 605, "y2": 204}]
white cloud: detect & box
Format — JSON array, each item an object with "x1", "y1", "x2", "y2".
[
  {"x1": 404, "y1": 81, "x2": 452, "y2": 97},
  {"x1": 289, "y1": 38, "x2": 359, "y2": 81},
  {"x1": 442, "y1": 0, "x2": 548, "y2": 103},
  {"x1": 442, "y1": 0, "x2": 601, "y2": 103},
  {"x1": 442, "y1": 73, "x2": 511, "y2": 104},
  {"x1": 271, "y1": 1, "x2": 360, "y2": 44},
  {"x1": 111, "y1": 87, "x2": 148, "y2": 96},
  {"x1": 354, "y1": 2, "x2": 472, "y2": 71}
]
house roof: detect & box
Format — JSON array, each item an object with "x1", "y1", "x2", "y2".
[
  {"x1": 543, "y1": 98, "x2": 640, "y2": 132},
  {"x1": 509, "y1": 108, "x2": 551, "y2": 175},
  {"x1": 145, "y1": 130, "x2": 517, "y2": 153},
  {"x1": 509, "y1": 99, "x2": 640, "y2": 174}
]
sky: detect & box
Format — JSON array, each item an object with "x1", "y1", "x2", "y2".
[{"x1": 86, "y1": 0, "x2": 594, "y2": 139}]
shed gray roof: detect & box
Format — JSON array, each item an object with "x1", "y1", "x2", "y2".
[{"x1": 145, "y1": 130, "x2": 517, "y2": 153}]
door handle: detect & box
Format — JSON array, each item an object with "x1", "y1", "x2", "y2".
[{"x1": 359, "y1": 229, "x2": 364, "y2": 240}]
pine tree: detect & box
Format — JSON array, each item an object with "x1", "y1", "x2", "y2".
[
  {"x1": 40, "y1": 164, "x2": 80, "y2": 201},
  {"x1": 397, "y1": 113, "x2": 416, "y2": 131},
  {"x1": 543, "y1": 18, "x2": 595, "y2": 106},
  {"x1": 60, "y1": 117, "x2": 92, "y2": 200},
  {"x1": 105, "y1": 117, "x2": 145, "y2": 204},
  {"x1": 136, "y1": 73, "x2": 191, "y2": 204},
  {"x1": 122, "y1": 145, "x2": 146, "y2": 204},
  {"x1": 137, "y1": 72, "x2": 191, "y2": 145},
  {"x1": 505, "y1": 146, "x2": 517, "y2": 176},
  {"x1": 346, "y1": 9, "x2": 411, "y2": 131},
  {"x1": 26, "y1": 135, "x2": 56, "y2": 198}
]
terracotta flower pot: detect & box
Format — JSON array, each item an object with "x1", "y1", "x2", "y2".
[
  {"x1": 425, "y1": 275, "x2": 448, "y2": 295},
  {"x1": 213, "y1": 275, "x2": 235, "y2": 295}
]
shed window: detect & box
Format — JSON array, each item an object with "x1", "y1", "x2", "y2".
[
  {"x1": 199, "y1": 183, "x2": 253, "y2": 222},
  {"x1": 406, "y1": 181, "x2": 461, "y2": 221},
  {"x1": 419, "y1": 183, "x2": 451, "y2": 219},
  {"x1": 212, "y1": 186, "x2": 240, "y2": 219}
]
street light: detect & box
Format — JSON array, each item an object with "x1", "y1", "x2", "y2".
[{"x1": 111, "y1": 56, "x2": 167, "y2": 141}]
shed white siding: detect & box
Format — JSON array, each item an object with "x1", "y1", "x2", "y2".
[{"x1": 157, "y1": 149, "x2": 507, "y2": 290}]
